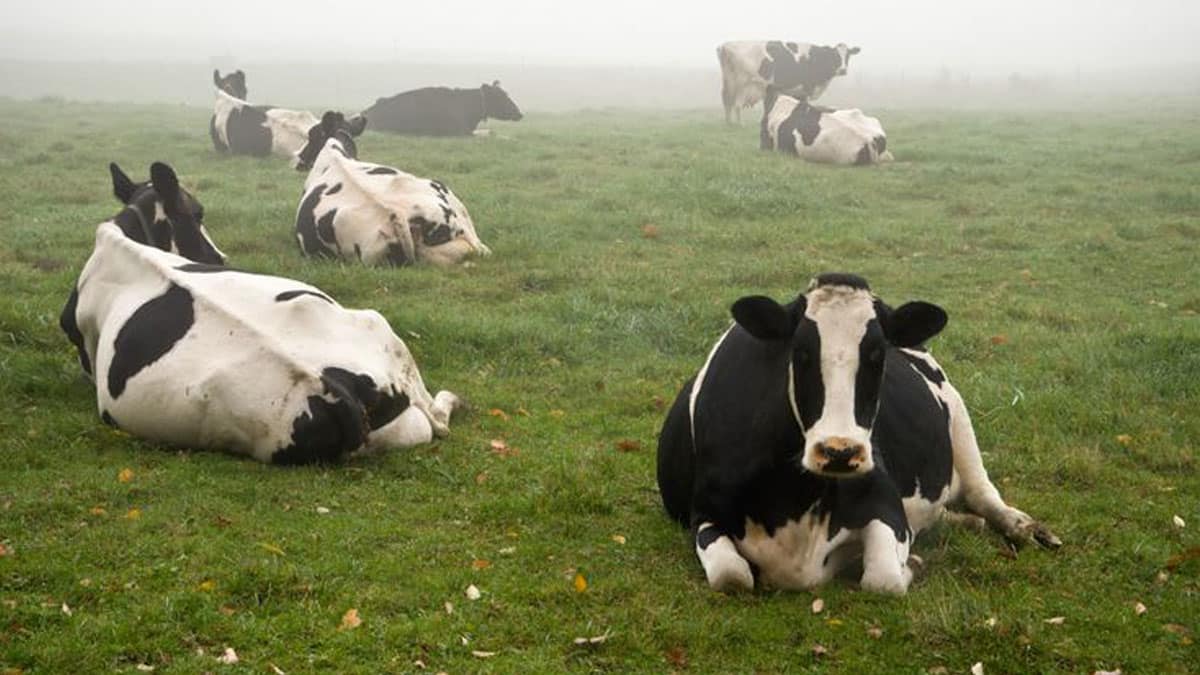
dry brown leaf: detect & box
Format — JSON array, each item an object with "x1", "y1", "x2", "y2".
[
  {"x1": 866, "y1": 625, "x2": 883, "y2": 639},
  {"x1": 471, "y1": 650, "x2": 496, "y2": 658},
  {"x1": 1092, "y1": 670, "x2": 1122, "y2": 675},
  {"x1": 315, "y1": 506, "x2": 331, "y2": 514},
  {"x1": 198, "y1": 580, "x2": 216, "y2": 592},
  {"x1": 135, "y1": 665, "x2": 155, "y2": 672},
  {"x1": 651, "y1": 396, "x2": 666, "y2": 411},
  {"x1": 488, "y1": 408, "x2": 510, "y2": 421},
  {"x1": 259, "y1": 542, "x2": 285, "y2": 556},
  {"x1": 665, "y1": 646, "x2": 688, "y2": 669},
  {"x1": 219, "y1": 605, "x2": 236, "y2": 616},
  {"x1": 573, "y1": 573, "x2": 588, "y2": 593},
  {"x1": 475, "y1": 472, "x2": 488, "y2": 485},
  {"x1": 61, "y1": 602, "x2": 72, "y2": 616},
  {"x1": 489, "y1": 439, "x2": 519, "y2": 457},
  {"x1": 516, "y1": 407, "x2": 530, "y2": 417},
  {"x1": 1163, "y1": 623, "x2": 1189, "y2": 635},
  {"x1": 118, "y1": 468, "x2": 134, "y2": 483},
  {"x1": 472, "y1": 559, "x2": 491, "y2": 570},
  {"x1": 339, "y1": 608, "x2": 362, "y2": 631},
  {"x1": 216, "y1": 647, "x2": 239, "y2": 665},
  {"x1": 89, "y1": 506, "x2": 106, "y2": 516},
  {"x1": 124, "y1": 508, "x2": 141, "y2": 520},
  {"x1": 548, "y1": 409, "x2": 566, "y2": 418},
  {"x1": 615, "y1": 439, "x2": 642, "y2": 452},
  {"x1": 269, "y1": 664, "x2": 286, "y2": 675},
  {"x1": 1172, "y1": 515, "x2": 1186, "y2": 529},
  {"x1": 0, "y1": 543, "x2": 8, "y2": 557},
  {"x1": 989, "y1": 335, "x2": 1008, "y2": 346},
  {"x1": 611, "y1": 534, "x2": 627, "y2": 545},
  {"x1": 811, "y1": 598, "x2": 824, "y2": 614},
  {"x1": 1044, "y1": 616, "x2": 1066, "y2": 625},
  {"x1": 1115, "y1": 434, "x2": 1133, "y2": 446},
  {"x1": 573, "y1": 632, "x2": 610, "y2": 646},
  {"x1": 1166, "y1": 546, "x2": 1200, "y2": 570},
  {"x1": 971, "y1": 663, "x2": 984, "y2": 675},
  {"x1": 213, "y1": 515, "x2": 232, "y2": 527},
  {"x1": 444, "y1": 601, "x2": 453, "y2": 615},
  {"x1": 466, "y1": 584, "x2": 482, "y2": 600},
  {"x1": 641, "y1": 224, "x2": 659, "y2": 239},
  {"x1": 811, "y1": 643, "x2": 828, "y2": 657},
  {"x1": 1134, "y1": 602, "x2": 1147, "y2": 616}
]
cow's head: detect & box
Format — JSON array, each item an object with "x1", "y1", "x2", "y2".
[
  {"x1": 213, "y1": 69, "x2": 247, "y2": 99},
  {"x1": 730, "y1": 273, "x2": 946, "y2": 478},
  {"x1": 481, "y1": 81, "x2": 523, "y2": 121},
  {"x1": 295, "y1": 110, "x2": 367, "y2": 171},
  {"x1": 833, "y1": 44, "x2": 861, "y2": 76},
  {"x1": 109, "y1": 162, "x2": 226, "y2": 265}
]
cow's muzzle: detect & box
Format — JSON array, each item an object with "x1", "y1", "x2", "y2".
[{"x1": 805, "y1": 437, "x2": 871, "y2": 476}]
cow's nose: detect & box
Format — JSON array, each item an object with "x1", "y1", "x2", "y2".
[{"x1": 815, "y1": 438, "x2": 867, "y2": 473}]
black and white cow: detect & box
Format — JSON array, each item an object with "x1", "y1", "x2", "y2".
[
  {"x1": 761, "y1": 90, "x2": 892, "y2": 165},
  {"x1": 362, "y1": 82, "x2": 523, "y2": 136},
  {"x1": 209, "y1": 69, "x2": 326, "y2": 168},
  {"x1": 60, "y1": 161, "x2": 462, "y2": 464},
  {"x1": 294, "y1": 112, "x2": 491, "y2": 266},
  {"x1": 656, "y1": 274, "x2": 1060, "y2": 594},
  {"x1": 717, "y1": 41, "x2": 860, "y2": 124}
]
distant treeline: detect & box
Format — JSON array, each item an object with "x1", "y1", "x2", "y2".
[{"x1": 2, "y1": 59, "x2": 1198, "y2": 111}]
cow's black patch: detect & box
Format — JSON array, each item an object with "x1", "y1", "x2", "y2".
[
  {"x1": 112, "y1": 208, "x2": 149, "y2": 245},
  {"x1": 429, "y1": 179, "x2": 449, "y2": 195},
  {"x1": 855, "y1": 144, "x2": 874, "y2": 166},
  {"x1": 353, "y1": 244, "x2": 363, "y2": 261},
  {"x1": 316, "y1": 209, "x2": 338, "y2": 245},
  {"x1": 173, "y1": 263, "x2": 266, "y2": 276},
  {"x1": 224, "y1": 105, "x2": 273, "y2": 157},
  {"x1": 385, "y1": 241, "x2": 412, "y2": 267},
  {"x1": 366, "y1": 166, "x2": 397, "y2": 175},
  {"x1": 59, "y1": 287, "x2": 92, "y2": 376},
  {"x1": 295, "y1": 184, "x2": 332, "y2": 257},
  {"x1": 873, "y1": 350, "x2": 954, "y2": 502},
  {"x1": 411, "y1": 216, "x2": 452, "y2": 247},
  {"x1": 696, "y1": 526, "x2": 722, "y2": 550},
  {"x1": 325, "y1": 182, "x2": 343, "y2": 195},
  {"x1": 275, "y1": 289, "x2": 334, "y2": 304},
  {"x1": 872, "y1": 135, "x2": 887, "y2": 155},
  {"x1": 786, "y1": 41, "x2": 799, "y2": 52},
  {"x1": 150, "y1": 218, "x2": 174, "y2": 252},
  {"x1": 901, "y1": 351, "x2": 945, "y2": 385},
  {"x1": 320, "y1": 367, "x2": 412, "y2": 431},
  {"x1": 101, "y1": 410, "x2": 117, "y2": 427},
  {"x1": 107, "y1": 283, "x2": 194, "y2": 399}
]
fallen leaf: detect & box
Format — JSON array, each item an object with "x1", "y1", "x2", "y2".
[
  {"x1": 984, "y1": 617, "x2": 998, "y2": 628},
  {"x1": 258, "y1": 542, "x2": 285, "y2": 556},
  {"x1": 971, "y1": 663, "x2": 984, "y2": 675},
  {"x1": 1166, "y1": 546, "x2": 1200, "y2": 570},
  {"x1": 665, "y1": 645, "x2": 688, "y2": 668},
  {"x1": 89, "y1": 506, "x2": 106, "y2": 516},
  {"x1": 413, "y1": 660, "x2": 426, "y2": 670},
  {"x1": 316, "y1": 506, "x2": 331, "y2": 515},
  {"x1": 339, "y1": 608, "x2": 362, "y2": 631},
  {"x1": 1173, "y1": 515, "x2": 1186, "y2": 529},
  {"x1": 1134, "y1": 602, "x2": 1147, "y2": 616},
  {"x1": 444, "y1": 601, "x2": 453, "y2": 615},
  {"x1": 466, "y1": 584, "x2": 482, "y2": 600},
  {"x1": 548, "y1": 409, "x2": 566, "y2": 418},
  {"x1": 1092, "y1": 670, "x2": 1122, "y2": 675},
  {"x1": 574, "y1": 573, "x2": 588, "y2": 593},
  {"x1": 499, "y1": 546, "x2": 516, "y2": 555},
  {"x1": 198, "y1": 580, "x2": 216, "y2": 592},
  {"x1": 927, "y1": 667, "x2": 949, "y2": 675},
  {"x1": 489, "y1": 439, "x2": 519, "y2": 457},
  {"x1": 573, "y1": 631, "x2": 610, "y2": 646},
  {"x1": 516, "y1": 407, "x2": 530, "y2": 417},
  {"x1": 136, "y1": 665, "x2": 155, "y2": 672},
  {"x1": 825, "y1": 618, "x2": 843, "y2": 627},
  {"x1": 0, "y1": 543, "x2": 8, "y2": 557},
  {"x1": 641, "y1": 224, "x2": 659, "y2": 239},
  {"x1": 118, "y1": 468, "x2": 134, "y2": 483},
  {"x1": 475, "y1": 472, "x2": 488, "y2": 485},
  {"x1": 124, "y1": 508, "x2": 141, "y2": 520},
  {"x1": 611, "y1": 534, "x2": 626, "y2": 545},
  {"x1": 488, "y1": 408, "x2": 510, "y2": 421},
  {"x1": 651, "y1": 396, "x2": 666, "y2": 411},
  {"x1": 811, "y1": 598, "x2": 824, "y2": 614},
  {"x1": 471, "y1": 651, "x2": 496, "y2": 658},
  {"x1": 213, "y1": 515, "x2": 232, "y2": 527},
  {"x1": 811, "y1": 643, "x2": 828, "y2": 657},
  {"x1": 867, "y1": 625, "x2": 883, "y2": 639},
  {"x1": 1163, "y1": 623, "x2": 1189, "y2": 635},
  {"x1": 1156, "y1": 570, "x2": 1170, "y2": 584},
  {"x1": 1044, "y1": 616, "x2": 1065, "y2": 625},
  {"x1": 61, "y1": 602, "x2": 72, "y2": 616},
  {"x1": 472, "y1": 559, "x2": 491, "y2": 570},
  {"x1": 269, "y1": 664, "x2": 286, "y2": 675},
  {"x1": 615, "y1": 439, "x2": 642, "y2": 452},
  {"x1": 989, "y1": 335, "x2": 1008, "y2": 346},
  {"x1": 216, "y1": 647, "x2": 239, "y2": 665},
  {"x1": 1115, "y1": 434, "x2": 1133, "y2": 446},
  {"x1": 219, "y1": 605, "x2": 236, "y2": 616}
]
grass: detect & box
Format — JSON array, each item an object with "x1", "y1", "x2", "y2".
[{"x1": 0, "y1": 97, "x2": 1198, "y2": 673}]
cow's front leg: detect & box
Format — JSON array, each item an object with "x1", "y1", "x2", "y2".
[
  {"x1": 858, "y1": 519, "x2": 912, "y2": 595},
  {"x1": 694, "y1": 521, "x2": 754, "y2": 592}
]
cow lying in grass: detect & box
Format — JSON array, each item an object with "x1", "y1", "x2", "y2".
[
  {"x1": 60, "y1": 161, "x2": 461, "y2": 464},
  {"x1": 362, "y1": 81, "x2": 523, "y2": 136},
  {"x1": 295, "y1": 112, "x2": 491, "y2": 266},
  {"x1": 210, "y1": 69, "x2": 353, "y2": 169},
  {"x1": 657, "y1": 273, "x2": 1060, "y2": 593},
  {"x1": 761, "y1": 89, "x2": 892, "y2": 165}
]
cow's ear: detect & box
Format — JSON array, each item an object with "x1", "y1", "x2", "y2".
[
  {"x1": 149, "y1": 162, "x2": 184, "y2": 214},
  {"x1": 881, "y1": 301, "x2": 947, "y2": 347},
  {"x1": 492, "y1": 80, "x2": 501, "y2": 87},
  {"x1": 731, "y1": 295, "x2": 797, "y2": 341},
  {"x1": 347, "y1": 114, "x2": 367, "y2": 136},
  {"x1": 848, "y1": 46, "x2": 861, "y2": 55},
  {"x1": 110, "y1": 162, "x2": 137, "y2": 204}
]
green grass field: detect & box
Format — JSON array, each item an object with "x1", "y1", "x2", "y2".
[{"x1": 0, "y1": 98, "x2": 1197, "y2": 674}]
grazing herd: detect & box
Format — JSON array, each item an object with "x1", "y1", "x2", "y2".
[{"x1": 54, "y1": 47, "x2": 1059, "y2": 596}]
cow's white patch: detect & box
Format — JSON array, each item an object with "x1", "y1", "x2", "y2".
[
  {"x1": 298, "y1": 141, "x2": 490, "y2": 266},
  {"x1": 264, "y1": 108, "x2": 319, "y2": 163},
  {"x1": 859, "y1": 519, "x2": 912, "y2": 595},
  {"x1": 696, "y1": 523, "x2": 754, "y2": 592},
  {"x1": 736, "y1": 511, "x2": 849, "y2": 590},
  {"x1": 765, "y1": 95, "x2": 890, "y2": 165}
]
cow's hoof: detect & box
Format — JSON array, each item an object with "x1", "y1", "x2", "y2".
[
  {"x1": 1028, "y1": 522, "x2": 1063, "y2": 550},
  {"x1": 1001, "y1": 511, "x2": 1062, "y2": 550},
  {"x1": 860, "y1": 568, "x2": 910, "y2": 595}
]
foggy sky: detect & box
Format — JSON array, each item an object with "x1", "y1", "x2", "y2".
[{"x1": 3, "y1": 0, "x2": 1198, "y2": 72}]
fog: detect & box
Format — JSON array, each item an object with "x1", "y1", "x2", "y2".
[{"x1": 2, "y1": 0, "x2": 1198, "y2": 110}]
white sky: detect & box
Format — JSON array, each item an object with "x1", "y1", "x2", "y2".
[{"x1": 3, "y1": 0, "x2": 1198, "y2": 71}]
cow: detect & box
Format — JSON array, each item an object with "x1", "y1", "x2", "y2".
[
  {"x1": 60, "y1": 160, "x2": 462, "y2": 464},
  {"x1": 209, "y1": 69, "x2": 326, "y2": 168},
  {"x1": 656, "y1": 274, "x2": 1060, "y2": 594},
  {"x1": 717, "y1": 41, "x2": 860, "y2": 125},
  {"x1": 761, "y1": 90, "x2": 892, "y2": 165},
  {"x1": 294, "y1": 112, "x2": 491, "y2": 266},
  {"x1": 362, "y1": 81, "x2": 523, "y2": 136}
]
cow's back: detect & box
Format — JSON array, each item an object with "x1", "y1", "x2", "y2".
[{"x1": 364, "y1": 87, "x2": 479, "y2": 136}]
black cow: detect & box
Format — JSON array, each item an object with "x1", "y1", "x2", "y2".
[
  {"x1": 657, "y1": 274, "x2": 1060, "y2": 593},
  {"x1": 362, "y1": 81, "x2": 523, "y2": 136}
]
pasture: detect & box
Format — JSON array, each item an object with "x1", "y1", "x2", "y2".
[{"x1": 0, "y1": 97, "x2": 1197, "y2": 673}]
